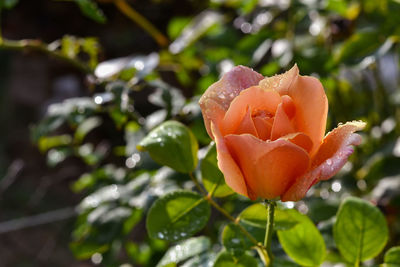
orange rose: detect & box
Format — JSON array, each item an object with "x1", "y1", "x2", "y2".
[{"x1": 199, "y1": 65, "x2": 365, "y2": 201}]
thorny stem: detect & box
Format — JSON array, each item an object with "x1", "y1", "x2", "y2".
[
  {"x1": 0, "y1": 39, "x2": 92, "y2": 74},
  {"x1": 263, "y1": 200, "x2": 276, "y2": 267},
  {"x1": 112, "y1": 0, "x2": 168, "y2": 47},
  {"x1": 188, "y1": 172, "x2": 269, "y2": 264}
]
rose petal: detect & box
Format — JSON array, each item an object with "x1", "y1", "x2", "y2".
[
  {"x1": 221, "y1": 86, "x2": 281, "y2": 135},
  {"x1": 211, "y1": 122, "x2": 249, "y2": 197},
  {"x1": 271, "y1": 103, "x2": 295, "y2": 140},
  {"x1": 288, "y1": 75, "x2": 328, "y2": 156},
  {"x1": 312, "y1": 120, "x2": 366, "y2": 179},
  {"x1": 199, "y1": 66, "x2": 263, "y2": 138},
  {"x1": 253, "y1": 116, "x2": 273, "y2": 141},
  {"x1": 281, "y1": 95, "x2": 296, "y2": 119},
  {"x1": 280, "y1": 168, "x2": 320, "y2": 202},
  {"x1": 281, "y1": 121, "x2": 366, "y2": 201},
  {"x1": 235, "y1": 106, "x2": 258, "y2": 137},
  {"x1": 259, "y1": 64, "x2": 299, "y2": 95},
  {"x1": 224, "y1": 134, "x2": 310, "y2": 200},
  {"x1": 279, "y1": 132, "x2": 313, "y2": 153},
  {"x1": 200, "y1": 99, "x2": 225, "y2": 139}
]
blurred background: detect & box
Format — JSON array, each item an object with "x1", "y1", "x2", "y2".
[{"x1": 1, "y1": 0, "x2": 400, "y2": 266}]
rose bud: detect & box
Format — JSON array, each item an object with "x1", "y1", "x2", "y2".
[{"x1": 199, "y1": 65, "x2": 365, "y2": 201}]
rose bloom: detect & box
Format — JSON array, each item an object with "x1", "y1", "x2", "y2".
[{"x1": 199, "y1": 65, "x2": 365, "y2": 201}]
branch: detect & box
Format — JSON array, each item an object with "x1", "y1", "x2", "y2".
[
  {"x1": 0, "y1": 207, "x2": 77, "y2": 234},
  {"x1": 112, "y1": 0, "x2": 169, "y2": 47},
  {"x1": 0, "y1": 39, "x2": 92, "y2": 74}
]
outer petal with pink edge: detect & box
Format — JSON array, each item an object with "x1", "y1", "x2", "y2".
[
  {"x1": 211, "y1": 123, "x2": 249, "y2": 197},
  {"x1": 224, "y1": 134, "x2": 310, "y2": 200},
  {"x1": 281, "y1": 121, "x2": 366, "y2": 201},
  {"x1": 199, "y1": 66, "x2": 263, "y2": 139}
]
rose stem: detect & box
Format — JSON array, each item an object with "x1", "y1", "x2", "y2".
[{"x1": 263, "y1": 199, "x2": 276, "y2": 266}]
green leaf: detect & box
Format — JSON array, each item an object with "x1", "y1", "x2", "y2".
[
  {"x1": 138, "y1": 121, "x2": 198, "y2": 173},
  {"x1": 335, "y1": 30, "x2": 380, "y2": 63},
  {"x1": 156, "y1": 236, "x2": 211, "y2": 267},
  {"x1": 333, "y1": 197, "x2": 389, "y2": 264},
  {"x1": 221, "y1": 204, "x2": 300, "y2": 256},
  {"x1": 2, "y1": 0, "x2": 19, "y2": 9},
  {"x1": 277, "y1": 209, "x2": 326, "y2": 266},
  {"x1": 69, "y1": 242, "x2": 109, "y2": 260},
  {"x1": 181, "y1": 252, "x2": 217, "y2": 267},
  {"x1": 47, "y1": 148, "x2": 72, "y2": 167},
  {"x1": 221, "y1": 223, "x2": 253, "y2": 256},
  {"x1": 167, "y1": 16, "x2": 192, "y2": 40},
  {"x1": 74, "y1": 116, "x2": 102, "y2": 143},
  {"x1": 384, "y1": 247, "x2": 400, "y2": 266},
  {"x1": 38, "y1": 134, "x2": 73, "y2": 152},
  {"x1": 271, "y1": 258, "x2": 300, "y2": 267},
  {"x1": 146, "y1": 190, "x2": 210, "y2": 241},
  {"x1": 239, "y1": 203, "x2": 299, "y2": 231},
  {"x1": 201, "y1": 143, "x2": 233, "y2": 197},
  {"x1": 61, "y1": 35, "x2": 80, "y2": 59},
  {"x1": 74, "y1": 0, "x2": 106, "y2": 23},
  {"x1": 213, "y1": 251, "x2": 258, "y2": 267},
  {"x1": 81, "y1": 37, "x2": 100, "y2": 68}
]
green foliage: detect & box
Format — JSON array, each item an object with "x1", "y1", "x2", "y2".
[
  {"x1": 156, "y1": 236, "x2": 211, "y2": 267},
  {"x1": 13, "y1": 0, "x2": 400, "y2": 265},
  {"x1": 74, "y1": 0, "x2": 106, "y2": 23},
  {"x1": 146, "y1": 190, "x2": 210, "y2": 241},
  {"x1": 138, "y1": 121, "x2": 198, "y2": 173},
  {"x1": 200, "y1": 143, "x2": 233, "y2": 197},
  {"x1": 239, "y1": 203, "x2": 299, "y2": 231},
  {"x1": 384, "y1": 247, "x2": 400, "y2": 266},
  {"x1": 213, "y1": 251, "x2": 258, "y2": 267},
  {"x1": 221, "y1": 223, "x2": 253, "y2": 256},
  {"x1": 334, "y1": 197, "x2": 389, "y2": 264},
  {"x1": 277, "y1": 209, "x2": 326, "y2": 267},
  {"x1": 0, "y1": 0, "x2": 18, "y2": 9}
]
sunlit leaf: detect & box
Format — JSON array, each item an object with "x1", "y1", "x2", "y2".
[
  {"x1": 239, "y1": 203, "x2": 299, "y2": 231},
  {"x1": 169, "y1": 10, "x2": 222, "y2": 54},
  {"x1": 277, "y1": 209, "x2": 326, "y2": 266},
  {"x1": 156, "y1": 236, "x2": 211, "y2": 267},
  {"x1": 334, "y1": 197, "x2": 389, "y2": 263},
  {"x1": 181, "y1": 252, "x2": 217, "y2": 267},
  {"x1": 47, "y1": 147, "x2": 72, "y2": 167},
  {"x1": 75, "y1": 116, "x2": 102, "y2": 143},
  {"x1": 39, "y1": 134, "x2": 73, "y2": 152},
  {"x1": 61, "y1": 35, "x2": 80, "y2": 59}
]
